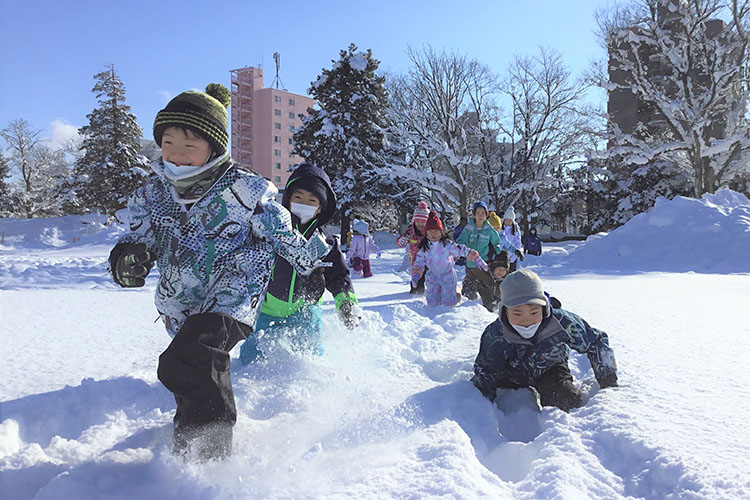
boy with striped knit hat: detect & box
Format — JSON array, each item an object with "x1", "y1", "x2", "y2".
[{"x1": 108, "y1": 84, "x2": 331, "y2": 460}]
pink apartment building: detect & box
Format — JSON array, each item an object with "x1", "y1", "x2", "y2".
[{"x1": 230, "y1": 66, "x2": 316, "y2": 189}]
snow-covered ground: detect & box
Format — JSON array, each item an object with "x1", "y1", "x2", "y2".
[{"x1": 1, "y1": 190, "x2": 749, "y2": 500}]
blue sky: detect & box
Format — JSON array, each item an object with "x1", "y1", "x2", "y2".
[{"x1": 0, "y1": 0, "x2": 608, "y2": 148}]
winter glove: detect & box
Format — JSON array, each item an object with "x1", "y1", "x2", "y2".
[
  {"x1": 514, "y1": 249, "x2": 525, "y2": 262},
  {"x1": 598, "y1": 373, "x2": 619, "y2": 389},
  {"x1": 396, "y1": 236, "x2": 408, "y2": 247},
  {"x1": 110, "y1": 243, "x2": 155, "y2": 288},
  {"x1": 411, "y1": 267, "x2": 424, "y2": 288},
  {"x1": 337, "y1": 300, "x2": 362, "y2": 330}
]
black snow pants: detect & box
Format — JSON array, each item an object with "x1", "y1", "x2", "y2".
[
  {"x1": 497, "y1": 364, "x2": 583, "y2": 412},
  {"x1": 157, "y1": 312, "x2": 252, "y2": 459}
]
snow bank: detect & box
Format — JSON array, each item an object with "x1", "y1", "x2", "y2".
[
  {"x1": 558, "y1": 189, "x2": 750, "y2": 273},
  {"x1": 0, "y1": 213, "x2": 125, "y2": 250}
]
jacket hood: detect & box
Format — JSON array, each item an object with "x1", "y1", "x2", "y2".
[{"x1": 282, "y1": 163, "x2": 336, "y2": 227}]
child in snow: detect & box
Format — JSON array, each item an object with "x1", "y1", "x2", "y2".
[
  {"x1": 397, "y1": 201, "x2": 430, "y2": 293},
  {"x1": 108, "y1": 85, "x2": 331, "y2": 460},
  {"x1": 411, "y1": 212, "x2": 485, "y2": 307},
  {"x1": 456, "y1": 201, "x2": 512, "y2": 311},
  {"x1": 500, "y1": 206, "x2": 524, "y2": 272},
  {"x1": 523, "y1": 227, "x2": 542, "y2": 256},
  {"x1": 347, "y1": 219, "x2": 381, "y2": 278},
  {"x1": 472, "y1": 269, "x2": 618, "y2": 412},
  {"x1": 486, "y1": 249, "x2": 510, "y2": 311},
  {"x1": 238, "y1": 164, "x2": 360, "y2": 364}
]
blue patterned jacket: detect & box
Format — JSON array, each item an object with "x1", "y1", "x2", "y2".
[
  {"x1": 113, "y1": 160, "x2": 330, "y2": 336},
  {"x1": 472, "y1": 304, "x2": 617, "y2": 400}
]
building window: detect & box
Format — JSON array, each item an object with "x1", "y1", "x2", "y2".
[
  {"x1": 288, "y1": 138, "x2": 293, "y2": 144},
  {"x1": 274, "y1": 109, "x2": 281, "y2": 116},
  {"x1": 288, "y1": 112, "x2": 295, "y2": 119},
  {"x1": 274, "y1": 162, "x2": 281, "y2": 169},
  {"x1": 274, "y1": 149, "x2": 281, "y2": 156},
  {"x1": 274, "y1": 176, "x2": 281, "y2": 182},
  {"x1": 289, "y1": 98, "x2": 295, "y2": 106},
  {"x1": 274, "y1": 136, "x2": 281, "y2": 142},
  {"x1": 288, "y1": 125, "x2": 295, "y2": 132},
  {"x1": 274, "y1": 95, "x2": 281, "y2": 103},
  {"x1": 274, "y1": 122, "x2": 281, "y2": 129},
  {"x1": 289, "y1": 151, "x2": 295, "y2": 158}
]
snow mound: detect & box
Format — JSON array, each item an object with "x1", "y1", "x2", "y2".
[
  {"x1": 564, "y1": 188, "x2": 750, "y2": 273},
  {"x1": 0, "y1": 214, "x2": 126, "y2": 250}
]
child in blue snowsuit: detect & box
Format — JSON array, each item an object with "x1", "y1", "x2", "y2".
[
  {"x1": 472, "y1": 269, "x2": 618, "y2": 411},
  {"x1": 412, "y1": 212, "x2": 483, "y2": 306},
  {"x1": 239, "y1": 163, "x2": 359, "y2": 364},
  {"x1": 108, "y1": 86, "x2": 331, "y2": 460}
]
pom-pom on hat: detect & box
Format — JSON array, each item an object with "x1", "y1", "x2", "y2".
[
  {"x1": 413, "y1": 201, "x2": 430, "y2": 223},
  {"x1": 154, "y1": 83, "x2": 231, "y2": 155},
  {"x1": 500, "y1": 269, "x2": 547, "y2": 308},
  {"x1": 425, "y1": 211, "x2": 443, "y2": 232},
  {"x1": 503, "y1": 206, "x2": 516, "y2": 221}
]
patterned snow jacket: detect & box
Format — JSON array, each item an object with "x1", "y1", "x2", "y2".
[
  {"x1": 262, "y1": 164, "x2": 356, "y2": 318},
  {"x1": 456, "y1": 220, "x2": 511, "y2": 269},
  {"x1": 413, "y1": 239, "x2": 471, "y2": 280},
  {"x1": 472, "y1": 303, "x2": 617, "y2": 401},
  {"x1": 396, "y1": 223, "x2": 425, "y2": 265},
  {"x1": 501, "y1": 222, "x2": 523, "y2": 262},
  {"x1": 112, "y1": 160, "x2": 330, "y2": 336}
]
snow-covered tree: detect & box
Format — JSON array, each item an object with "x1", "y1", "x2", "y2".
[
  {"x1": 495, "y1": 48, "x2": 594, "y2": 231},
  {"x1": 294, "y1": 44, "x2": 398, "y2": 236},
  {"x1": 74, "y1": 65, "x2": 148, "y2": 216},
  {"x1": 596, "y1": 0, "x2": 750, "y2": 198},
  {"x1": 0, "y1": 119, "x2": 73, "y2": 218},
  {"x1": 387, "y1": 47, "x2": 499, "y2": 221},
  {"x1": 0, "y1": 152, "x2": 10, "y2": 214}
]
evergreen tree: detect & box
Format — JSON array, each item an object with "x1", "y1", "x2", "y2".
[
  {"x1": 0, "y1": 153, "x2": 10, "y2": 216},
  {"x1": 74, "y1": 65, "x2": 148, "y2": 216},
  {"x1": 294, "y1": 44, "x2": 392, "y2": 236},
  {"x1": 0, "y1": 152, "x2": 10, "y2": 198}
]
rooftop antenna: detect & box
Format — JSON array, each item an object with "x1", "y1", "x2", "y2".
[{"x1": 272, "y1": 52, "x2": 286, "y2": 90}]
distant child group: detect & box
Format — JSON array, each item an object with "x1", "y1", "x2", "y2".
[
  {"x1": 107, "y1": 84, "x2": 617, "y2": 462},
  {"x1": 397, "y1": 200, "x2": 533, "y2": 311}
]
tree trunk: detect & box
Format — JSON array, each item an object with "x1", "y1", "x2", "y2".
[{"x1": 340, "y1": 207, "x2": 351, "y2": 247}]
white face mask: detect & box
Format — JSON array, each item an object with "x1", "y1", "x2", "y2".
[
  {"x1": 163, "y1": 153, "x2": 220, "y2": 181},
  {"x1": 513, "y1": 321, "x2": 541, "y2": 339},
  {"x1": 290, "y1": 202, "x2": 318, "y2": 224}
]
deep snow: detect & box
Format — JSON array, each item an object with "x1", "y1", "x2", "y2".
[{"x1": 1, "y1": 190, "x2": 749, "y2": 500}]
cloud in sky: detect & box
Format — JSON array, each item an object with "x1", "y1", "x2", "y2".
[{"x1": 48, "y1": 119, "x2": 80, "y2": 150}]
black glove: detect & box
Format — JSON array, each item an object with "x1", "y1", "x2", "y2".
[
  {"x1": 514, "y1": 249, "x2": 525, "y2": 262},
  {"x1": 110, "y1": 243, "x2": 155, "y2": 287},
  {"x1": 598, "y1": 373, "x2": 619, "y2": 389},
  {"x1": 337, "y1": 300, "x2": 361, "y2": 330}
]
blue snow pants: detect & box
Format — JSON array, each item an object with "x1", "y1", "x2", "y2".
[{"x1": 239, "y1": 304, "x2": 323, "y2": 364}]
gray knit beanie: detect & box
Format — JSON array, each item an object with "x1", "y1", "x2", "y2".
[{"x1": 500, "y1": 269, "x2": 547, "y2": 308}]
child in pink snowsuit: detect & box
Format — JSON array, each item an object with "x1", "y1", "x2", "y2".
[
  {"x1": 347, "y1": 219, "x2": 380, "y2": 278},
  {"x1": 412, "y1": 212, "x2": 483, "y2": 307}
]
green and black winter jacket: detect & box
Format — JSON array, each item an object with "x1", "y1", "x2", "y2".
[{"x1": 261, "y1": 164, "x2": 356, "y2": 318}]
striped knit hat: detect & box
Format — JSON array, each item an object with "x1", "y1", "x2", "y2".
[
  {"x1": 153, "y1": 83, "x2": 231, "y2": 155},
  {"x1": 412, "y1": 201, "x2": 430, "y2": 223}
]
